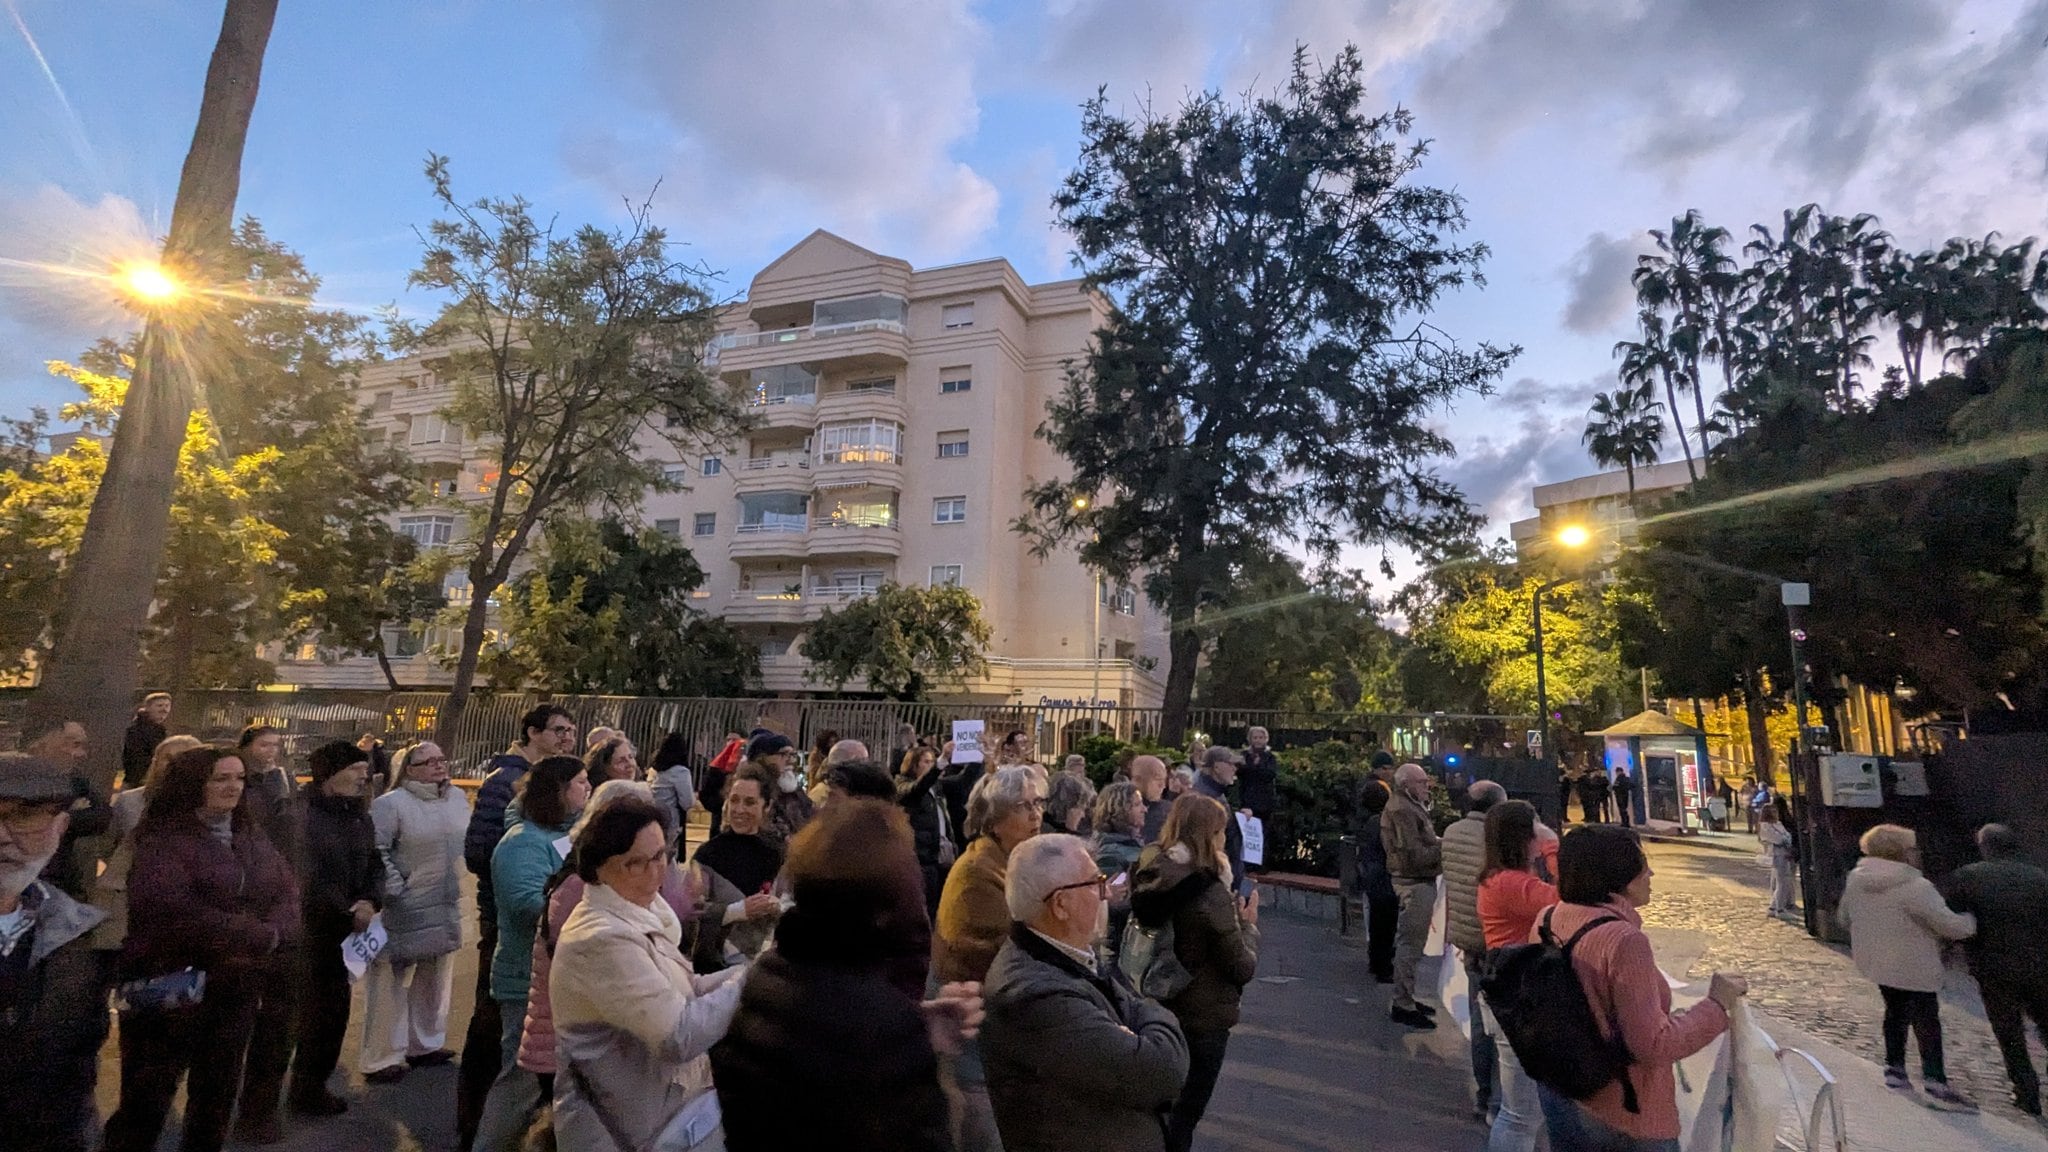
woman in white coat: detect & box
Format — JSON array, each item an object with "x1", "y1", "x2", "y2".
[
  {"x1": 1838, "y1": 823, "x2": 1978, "y2": 1111},
  {"x1": 360, "y1": 741, "x2": 473, "y2": 1082},
  {"x1": 551, "y1": 796, "x2": 747, "y2": 1152}
]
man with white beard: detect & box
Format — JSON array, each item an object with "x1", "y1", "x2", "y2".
[{"x1": 0, "y1": 752, "x2": 111, "y2": 1152}]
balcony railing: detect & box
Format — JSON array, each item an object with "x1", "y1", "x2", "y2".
[
  {"x1": 811, "y1": 514, "x2": 898, "y2": 530},
  {"x1": 816, "y1": 447, "x2": 899, "y2": 466},
  {"x1": 735, "y1": 520, "x2": 809, "y2": 535},
  {"x1": 742, "y1": 456, "x2": 810, "y2": 471},
  {"x1": 747, "y1": 392, "x2": 816, "y2": 408},
  {"x1": 714, "y1": 318, "x2": 907, "y2": 353}
]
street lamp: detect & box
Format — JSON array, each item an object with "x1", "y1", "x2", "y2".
[
  {"x1": 114, "y1": 261, "x2": 184, "y2": 307},
  {"x1": 1534, "y1": 524, "x2": 1595, "y2": 763}
]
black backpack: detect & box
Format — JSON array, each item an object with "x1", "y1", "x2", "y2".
[{"x1": 1479, "y1": 909, "x2": 1638, "y2": 1112}]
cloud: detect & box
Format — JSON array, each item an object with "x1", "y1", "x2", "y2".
[
  {"x1": 577, "y1": 0, "x2": 997, "y2": 261},
  {"x1": 1560, "y1": 232, "x2": 1645, "y2": 335},
  {"x1": 0, "y1": 184, "x2": 153, "y2": 355},
  {"x1": 1442, "y1": 375, "x2": 1604, "y2": 524}
]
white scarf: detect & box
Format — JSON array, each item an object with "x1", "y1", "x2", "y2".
[{"x1": 580, "y1": 877, "x2": 684, "y2": 949}]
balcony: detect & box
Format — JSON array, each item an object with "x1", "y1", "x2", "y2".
[
  {"x1": 726, "y1": 586, "x2": 807, "y2": 625},
  {"x1": 816, "y1": 382, "x2": 905, "y2": 426},
  {"x1": 807, "y1": 516, "x2": 901, "y2": 559},
  {"x1": 732, "y1": 454, "x2": 812, "y2": 496},
  {"x1": 744, "y1": 391, "x2": 817, "y2": 432},
  {"x1": 729, "y1": 521, "x2": 810, "y2": 560},
  {"x1": 712, "y1": 319, "x2": 910, "y2": 377},
  {"x1": 406, "y1": 439, "x2": 466, "y2": 467}
]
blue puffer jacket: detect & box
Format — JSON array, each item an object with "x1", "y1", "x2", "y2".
[
  {"x1": 489, "y1": 813, "x2": 569, "y2": 1003},
  {"x1": 463, "y1": 752, "x2": 531, "y2": 927}
]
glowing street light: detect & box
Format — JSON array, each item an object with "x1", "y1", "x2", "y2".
[
  {"x1": 1071, "y1": 495, "x2": 1090, "y2": 511},
  {"x1": 115, "y1": 261, "x2": 183, "y2": 306},
  {"x1": 1557, "y1": 523, "x2": 1591, "y2": 549}
]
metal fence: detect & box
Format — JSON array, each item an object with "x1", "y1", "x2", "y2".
[{"x1": 0, "y1": 688, "x2": 1533, "y2": 779}]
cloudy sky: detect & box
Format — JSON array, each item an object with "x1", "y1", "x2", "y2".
[{"x1": 3, "y1": 0, "x2": 2045, "y2": 568}]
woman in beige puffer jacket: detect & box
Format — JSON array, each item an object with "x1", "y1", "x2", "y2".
[{"x1": 1837, "y1": 824, "x2": 1977, "y2": 1110}]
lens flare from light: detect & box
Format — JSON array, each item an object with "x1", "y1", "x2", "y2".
[
  {"x1": 1557, "y1": 524, "x2": 1591, "y2": 549},
  {"x1": 117, "y1": 262, "x2": 180, "y2": 302}
]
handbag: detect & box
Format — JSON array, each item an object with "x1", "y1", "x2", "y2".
[{"x1": 114, "y1": 967, "x2": 207, "y2": 1013}]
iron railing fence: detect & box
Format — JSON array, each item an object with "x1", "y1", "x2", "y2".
[{"x1": 0, "y1": 688, "x2": 1532, "y2": 779}]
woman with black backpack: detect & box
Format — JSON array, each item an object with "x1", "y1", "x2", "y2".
[
  {"x1": 1531, "y1": 826, "x2": 1746, "y2": 1150},
  {"x1": 1475, "y1": 800, "x2": 1557, "y2": 1152},
  {"x1": 1130, "y1": 793, "x2": 1259, "y2": 1152}
]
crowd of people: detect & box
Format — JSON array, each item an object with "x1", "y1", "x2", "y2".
[{"x1": 7, "y1": 697, "x2": 2048, "y2": 1152}]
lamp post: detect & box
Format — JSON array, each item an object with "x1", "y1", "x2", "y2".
[{"x1": 1533, "y1": 523, "x2": 1596, "y2": 763}]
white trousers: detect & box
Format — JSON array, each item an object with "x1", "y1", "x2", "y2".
[{"x1": 358, "y1": 952, "x2": 456, "y2": 1073}]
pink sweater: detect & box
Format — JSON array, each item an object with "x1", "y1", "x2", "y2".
[{"x1": 1541, "y1": 899, "x2": 1728, "y2": 1140}]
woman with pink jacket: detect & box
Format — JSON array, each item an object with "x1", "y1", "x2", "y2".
[{"x1": 1538, "y1": 826, "x2": 1748, "y2": 1151}]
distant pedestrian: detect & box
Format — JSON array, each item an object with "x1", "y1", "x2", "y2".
[
  {"x1": 1062, "y1": 753, "x2": 1089, "y2": 778},
  {"x1": 1238, "y1": 727, "x2": 1280, "y2": 833},
  {"x1": 1192, "y1": 746, "x2": 1246, "y2": 894},
  {"x1": 1131, "y1": 795, "x2": 1259, "y2": 1152},
  {"x1": 1382, "y1": 763, "x2": 1443, "y2": 1029},
  {"x1": 649, "y1": 732, "x2": 697, "y2": 836},
  {"x1": 1757, "y1": 805, "x2": 1797, "y2": 916},
  {"x1": 1355, "y1": 780, "x2": 1399, "y2": 983},
  {"x1": 1945, "y1": 823, "x2": 2048, "y2": 1117},
  {"x1": 1575, "y1": 770, "x2": 1610, "y2": 825},
  {"x1": 1534, "y1": 825, "x2": 1743, "y2": 1149},
  {"x1": 1738, "y1": 780, "x2": 1757, "y2": 833},
  {"x1": 1556, "y1": 768, "x2": 1575, "y2": 827},
  {"x1": 898, "y1": 746, "x2": 960, "y2": 920},
  {"x1": 1168, "y1": 765, "x2": 1196, "y2": 800},
  {"x1": 1610, "y1": 767, "x2": 1636, "y2": 828},
  {"x1": 238, "y1": 724, "x2": 295, "y2": 831},
  {"x1": 986, "y1": 833, "x2": 1189, "y2": 1152},
  {"x1": 1443, "y1": 780, "x2": 1505, "y2": 1121},
  {"x1": 120, "y1": 693, "x2": 172, "y2": 790},
  {"x1": 1838, "y1": 823, "x2": 1979, "y2": 1111}
]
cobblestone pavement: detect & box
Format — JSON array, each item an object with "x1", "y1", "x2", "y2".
[{"x1": 1639, "y1": 839, "x2": 2042, "y2": 1126}]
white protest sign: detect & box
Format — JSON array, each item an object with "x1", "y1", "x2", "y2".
[
  {"x1": 951, "y1": 720, "x2": 985, "y2": 763},
  {"x1": 1236, "y1": 812, "x2": 1265, "y2": 866},
  {"x1": 342, "y1": 915, "x2": 388, "y2": 983}
]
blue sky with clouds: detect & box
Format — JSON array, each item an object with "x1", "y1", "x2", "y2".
[{"x1": 4, "y1": 0, "x2": 2045, "y2": 563}]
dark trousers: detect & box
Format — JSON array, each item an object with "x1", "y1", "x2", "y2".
[
  {"x1": 1462, "y1": 950, "x2": 1499, "y2": 1113},
  {"x1": 1983, "y1": 977, "x2": 2048, "y2": 1113},
  {"x1": 1879, "y1": 985, "x2": 1947, "y2": 1082},
  {"x1": 103, "y1": 978, "x2": 261, "y2": 1152},
  {"x1": 292, "y1": 929, "x2": 354, "y2": 1099},
  {"x1": 1166, "y1": 1027, "x2": 1231, "y2": 1152},
  {"x1": 701, "y1": 772, "x2": 727, "y2": 837},
  {"x1": 237, "y1": 949, "x2": 303, "y2": 1121},
  {"x1": 1366, "y1": 891, "x2": 1398, "y2": 979},
  {"x1": 1616, "y1": 794, "x2": 1633, "y2": 828},
  {"x1": 456, "y1": 928, "x2": 502, "y2": 1152}
]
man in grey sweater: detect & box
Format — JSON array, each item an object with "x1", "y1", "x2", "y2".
[{"x1": 1382, "y1": 763, "x2": 1443, "y2": 1029}]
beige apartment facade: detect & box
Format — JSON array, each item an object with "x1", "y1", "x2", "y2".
[{"x1": 271, "y1": 230, "x2": 1169, "y2": 708}]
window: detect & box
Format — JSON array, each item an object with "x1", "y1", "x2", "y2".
[
  {"x1": 818, "y1": 496, "x2": 895, "y2": 528},
  {"x1": 930, "y1": 564, "x2": 963, "y2": 587},
  {"x1": 371, "y1": 391, "x2": 392, "y2": 412},
  {"x1": 846, "y1": 377, "x2": 896, "y2": 394},
  {"x1": 391, "y1": 626, "x2": 425, "y2": 659},
  {"x1": 813, "y1": 294, "x2": 907, "y2": 331},
  {"x1": 942, "y1": 302, "x2": 974, "y2": 330},
  {"x1": 746, "y1": 365, "x2": 817, "y2": 405},
  {"x1": 933, "y1": 496, "x2": 967, "y2": 524},
  {"x1": 397, "y1": 514, "x2": 455, "y2": 548},
  {"x1": 1114, "y1": 640, "x2": 1137, "y2": 661},
  {"x1": 939, "y1": 367, "x2": 972, "y2": 394},
  {"x1": 662, "y1": 464, "x2": 688, "y2": 485},
  {"x1": 407, "y1": 413, "x2": 457, "y2": 446},
  {"x1": 758, "y1": 636, "x2": 793, "y2": 658},
  {"x1": 818, "y1": 420, "x2": 901, "y2": 464},
  {"x1": 693, "y1": 512, "x2": 717, "y2": 537},
  {"x1": 1099, "y1": 582, "x2": 1137, "y2": 615},
  {"x1": 701, "y1": 456, "x2": 723, "y2": 476},
  {"x1": 823, "y1": 569, "x2": 886, "y2": 595},
  {"x1": 936, "y1": 431, "x2": 969, "y2": 459},
  {"x1": 654, "y1": 519, "x2": 682, "y2": 538},
  {"x1": 738, "y1": 492, "x2": 810, "y2": 532}
]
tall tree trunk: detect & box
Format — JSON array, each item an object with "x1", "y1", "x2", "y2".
[
  {"x1": 374, "y1": 643, "x2": 401, "y2": 693},
  {"x1": 1157, "y1": 536, "x2": 1206, "y2": 746},
  {"x1": 1624, "y1": 462, "x2": 1637, "y2": 513},
  {"x1": 27, "y1": 0, "x2": 280, "y2": 793},
  {"x1": 436, "y1": 561, "x2": 494, "y2": 748},
  {"x1": 1742, "y1": 672, "x2": 1774, "y2": 785},
  {"x1": 1689, "y1": 367, "x2": 1712, "y2": 464},
  {"x1": 1664, "y1": 373, "x2": 1698, "y2": 482}
]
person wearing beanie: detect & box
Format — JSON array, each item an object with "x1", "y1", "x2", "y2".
[
  {"x1": 745, "y1": 733, "x2": 812, "y2": 852},
  {"x1": 237, "y1": 740, "x2": 384, "y2": 1138}
]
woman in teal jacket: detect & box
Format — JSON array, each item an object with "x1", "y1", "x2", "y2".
[{"x1": 473, "y1": 756, "x2": 590, "y2": 1152}]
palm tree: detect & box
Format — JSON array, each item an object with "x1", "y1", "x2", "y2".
[
  {"x1": 1634, "y1": 210, "x2": 1733, "y2": 453},
  {"x1": 1615, "y1": 311, "x2": 1696, "y2": 481},
  {"x1": 1583, "y1": 385, "x2": 1666, "y2": 507}
]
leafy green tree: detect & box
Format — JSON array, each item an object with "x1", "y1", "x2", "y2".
[
  {"x1": 1195, "y1": 551, "x2": 1402, "y2": 712},
  {"x1": 393, "y1": 158, "x2": 748, "y2": 743},
  {"x1": 801, "y1": 582, "x2": 992, "y2": 701},
  {"x1": 1581, "y1": 385, "x2": 1665, "y2": 506},
  {"x1": 481, "y1": 517, "x2": 757, "y2": 695},
  {"x1": 1017, "y1": 47, "x2": 1514, "y2": 741},
  {"x1": 1403, "y1": 559, "x2": 1633, "y2": 725}
]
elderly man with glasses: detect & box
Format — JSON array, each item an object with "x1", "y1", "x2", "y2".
[
  {"x1": 982, "y1": 833, "x2": 1189, "y2": 1152},
  {"x1": 0, "y1": 753, "x2": 110, "y2": 1152}
]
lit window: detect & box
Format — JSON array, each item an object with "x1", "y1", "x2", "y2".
[
  {"x1": 693, "y1": 512, "x2": 717, "y2": 537},
  {"x1": 939, "y1": 367, "x2": 972, "y2": 394},
  {"x1": 818, "y1": 420, "x2": 902, "y2": 465},
  {"x1": 930, "y1": 564, "x2": 963, "y2": 587},
  {"x1": 397, "y1": 514, "x2": 455, "y2": 548},
  {"x1": 934, "y1": 497, "x2": 967, "y2": 524},
  {"x1": 937, "y1": 431, "x2": 969, "y2": 459},
  {"x1": 654, "y1": 519, "x2": 681, "y2": 538},
  {"x1": 942, "y1": 302, "x2": 974, "y2": 330},
  {"x1": 701, "y1": 456, "x2": 723, "y2": 476}
]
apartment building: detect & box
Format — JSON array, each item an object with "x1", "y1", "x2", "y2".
[
  {"x1": 272, "y1": 230, "x2": 1169, "y2": 708},
  {"x1": 1508, "y1": 459, "x2": 1695, "y2": 564}
]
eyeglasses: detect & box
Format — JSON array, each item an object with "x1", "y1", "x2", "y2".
[
  {"x1": 408, "y1": 755, "x2": 450, "y2": 768},
  {"x1": 546, "y1": 725, "x2": 577, "y2": 737},
  {"x1": 1018, "y1": 797, "x2": 1046, "y2": 812},
  {"x1": 1043, "y1": 873, "x2": 1110, "y2": 902},
  {"x1": 617, "y1": 849, "x2": 677, "y2": 874},
  {"x1": 0, "y1": 804, "x2": 65, "y2": 837}
]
